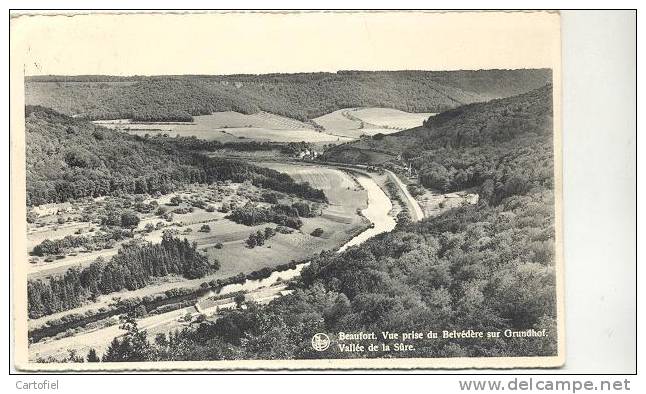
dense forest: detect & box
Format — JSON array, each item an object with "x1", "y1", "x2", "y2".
[
  {"x1": 28, "y1": 233, "x2": 213, "y2": 319},
  {"x1": 25, "y1": 70, "x2": 551, "y2": 122},
  {"x1": 226, "y1": 203, "x2": 310, "y2": 229},
  {"x1": 25, "y1": 106, "x2": 325, "y2": 206},
  {"x1": 76, "y1": 84, "x2": 557, "y2": 361}
]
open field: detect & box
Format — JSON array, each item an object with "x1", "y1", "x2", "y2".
[
  {"x1": 351, "y1": 108, "x2": 435, "y2": 130},
  {"x1": 94, "y1": 110, "x2": 314, "y2": 130},
  {"x1": 312, "y1": 107, "x2": 435, "y2": 138},
  {"x1": 257, "y1": 162, "x2": 364, "y2": 208},
  {"x1": 217, "y1": 127, "x2": 352, "y2": 143},
  {"x1": 93, "y1": 108, "x2": 431, "y2": 145},
  {"x1": 94, "y1": 111, "x2": 353, "y2": 144}
]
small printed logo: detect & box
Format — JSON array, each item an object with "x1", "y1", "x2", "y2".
[{"x1": 311, "y1": 333, "x2": 330, "y2": 351}]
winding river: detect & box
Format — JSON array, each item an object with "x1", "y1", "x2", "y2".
[
  {"x1": 207, "y1": 169, "x2": 397, "y2": 295},
  {"x1": 337, "y1": 172, "x2": 396, "y2": 252}
]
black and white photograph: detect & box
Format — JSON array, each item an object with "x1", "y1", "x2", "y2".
[{"x1": 10, "y1": 10, "x2": 566, "y2": 370}]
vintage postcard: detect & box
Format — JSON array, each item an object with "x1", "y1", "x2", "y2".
[{"x1": 10, "y1": 10, "x2": 564, "y2": 370}]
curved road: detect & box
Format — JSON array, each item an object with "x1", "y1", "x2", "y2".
[{"x1": 383, "y1": 169, "x2": 424, "y2": 222}]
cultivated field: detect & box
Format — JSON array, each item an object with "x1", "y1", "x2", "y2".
[
  {"x1": 351, "y1": 108, "x2": 435, "y2": 130},
  {"x1": 94, "y1": 112, "x2": 353, "y2": 144},
  {"x1": 93, "y1": 108, "x2": 432, "y2": 144},
  {"x1": 312, "y1": 107, "x2": 435, "y2": 138}
]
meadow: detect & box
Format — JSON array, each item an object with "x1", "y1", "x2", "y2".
[
  {"x1": 312, "y1": 107, "x2": 435, "y2": 139},
  {"x1": 93, "y1": 108, "x2": 433, "y2": 145},
  {"x1": 94, "y1": 112, "x2": 354, "y2": 144}
]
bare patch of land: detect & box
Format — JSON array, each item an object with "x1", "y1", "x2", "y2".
[{"x1": 415, "y1": 189, "x2": 480, "y2": 217}]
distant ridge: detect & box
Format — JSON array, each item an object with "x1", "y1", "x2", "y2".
[{"x1": 25, "y1": 69, "x2": 552, "y2": 123}]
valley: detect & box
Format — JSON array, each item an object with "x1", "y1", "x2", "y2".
[{"x1": 22, "y1": 70, "x2": 557, "y2": 362}]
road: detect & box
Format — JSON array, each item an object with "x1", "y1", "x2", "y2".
[
  {"x1": 29, "y1": 283, "x2": 291, "y2": 361},
  {"x1": 383, "y1": 169, "x2": 424, "y2": 221}
]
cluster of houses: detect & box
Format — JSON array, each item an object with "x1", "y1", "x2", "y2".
[{"x1": 295, "y1": 148, "x2": 321, "y2": 160}]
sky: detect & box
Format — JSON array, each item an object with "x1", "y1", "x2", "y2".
[{"x1": 11, "y1": 11, "x2": 561, "y2": 76}]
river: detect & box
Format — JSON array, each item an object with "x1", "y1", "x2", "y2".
[
  {"x1": 205, "y1": 170, "x2": 397, "y2": 295},
  {"x1": 337, "y1": 172, "x2": 396, "y2": 252}
]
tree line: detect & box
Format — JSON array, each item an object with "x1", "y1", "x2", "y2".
[{"x1": 28, "y1": 233, "x2": 215, "y2": 319}]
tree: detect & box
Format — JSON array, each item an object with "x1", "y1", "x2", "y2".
[
  {"x1": 87, "y1": 348, "x2": 100, "y2": 362},
  {"x1": 102, "y1": 314, "x2": 152, "y2": 362},
  {"x1": 234, "y1": 294, "x2": 246, "y2": 308},
  {"x1": 199, "y1": 224, "x2": 211, "y2": 233},
  {"x1": 255, "y1": 230, "x2": 265, "y2": 246},
  {"x1": 26, "y1": 210, "x2": 39, "y2": 224},
  {"x1": 311, "y1": 228, "x2": 324, "y2": 237},
  {"x1": 120, "y1": 211, "x2": 140, "y2": 230},
  {"x1": 292, "y1": 201, "x2": 312, "y2": 217},
  {"x1": 246, "y1": 233, "x2": 257, "y2": 248},
  {"x1": 170, "y1": 196, "x2": 182, "y2": 206},
  {"x1": 264, "y1": 227, "x2": 276, "y2": 239}
]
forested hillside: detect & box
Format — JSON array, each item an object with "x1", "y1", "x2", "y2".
[
  {"x1": 25, "y1": 70, "x2": 551, "y2": 122},
  {"x1": 25, "y1": 106, "x2": 325, "y2": 206},
  {"x1": 87, "y1": 84, "x2": 558, "y2": 361},
  {"x1": 325, "y1": 85, "x2": 554, "y2": 199}
]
